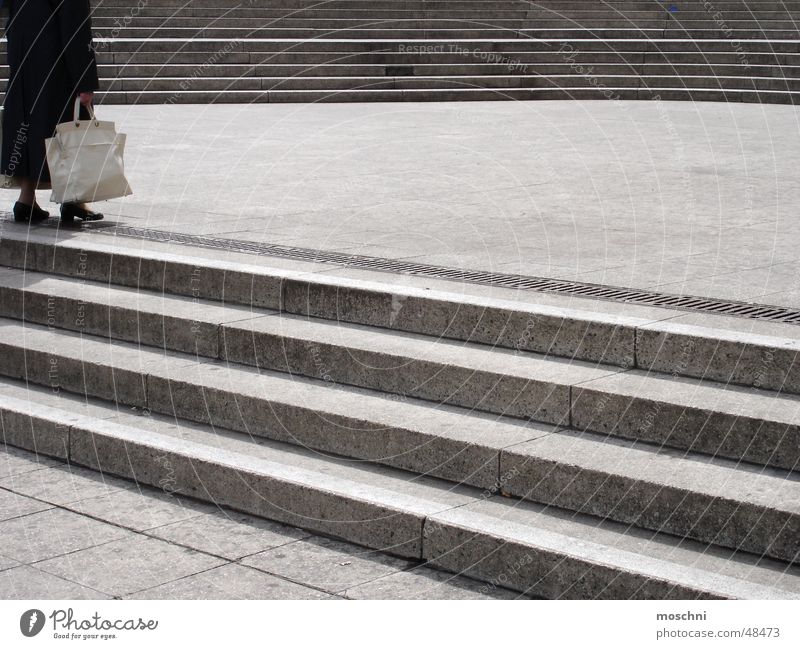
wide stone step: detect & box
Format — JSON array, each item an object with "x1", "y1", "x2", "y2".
[
  {"x1": 11, "y1": 50, "x2": 798, "y2": 67},
  {"x1": 77, "y1": 38, "x2": 800, "y2": 55},
  {"x1": 24, "y1": 62, "x2": 793, "y2": 78},
  {"x1": 0, "y1": 308, "x2": 798, "y2": 561},
  {"x1": 0, "y1": 268, "x2": 615, "y2": 424},
  {"x1": 88, "y1": 17, "x2": 800, "y2": 29},
  {"x1": 1, "y1": 380, "x2": 798, "y2": 598},
  {"x1": 3, "y1": 228, "x2": 800, "y2": 397},
  {"x1": 5, "y1": 62, "x2": 795, "y2": 81},
  {"x1": 1, "y1": 264, "x2": 799, "y2": 473},
  {"x1": 84, "y1": 74, "x2": 800, "y2": 92},
  {"x1": 88, "y1": 87, "x2": 800, "y2": 105},
  {"x1": 88, "y1": 27, "x2": 800, "y2": 40}
]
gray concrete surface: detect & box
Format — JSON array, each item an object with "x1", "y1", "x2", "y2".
[
  {"x1": 0, "y1": 445, "x2": 520, "y2": 600},
  {"x1": 17, "y1": 99, "x2": 800, "y2": 307}
]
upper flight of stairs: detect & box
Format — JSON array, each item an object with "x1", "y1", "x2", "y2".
[
  {"x1": 0, "y1": 225, "x2": 799, "y2": 598},
  {"x1": 3, "y1": 0, "x2": 800, "y2": 104}
]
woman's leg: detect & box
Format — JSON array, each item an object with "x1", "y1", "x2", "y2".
[{"x1": 16, "y1": 178, "x2": 37, "y2": 206}]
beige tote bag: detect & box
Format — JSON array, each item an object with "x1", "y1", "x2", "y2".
[{"x1": 46, "y1": 98, "x2": 132, "y2": 204}]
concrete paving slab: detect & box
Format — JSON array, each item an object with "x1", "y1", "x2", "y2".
[
  {"x1": 0, "y1": 508, "x2": 131, "y2": 564},
  {"x1": 16, "y1": 100, "x2": 797, "y2": 309},
  {"x1": 34, "y1": 535, "x2": 226, "y2": 597},
  {"x1": 242, "y1": 536, "x2": 413, "y2": 592},
  {"x1": 68, "y1": 486, "x2": 215, "y2": 532},
  {"x1": 146, "y1": 510, "x2": 309, "y2": 560},
  {"x1": 0, "y1": 565, "x2": 111, "y2": 600},
  {"x1": 0, "y1": 446, "x2": 60, "y2": 480},
  {"x1": 341, "y1": 565, "x2": 524, "y2": 600},
  {"x1": 126, "y1": 563, "x2": 332, "y2": 600},
  {"x1": 0, "y1": 488, "x2": 53, "y2": 523},
  {"x1": 0, "y1": 464, "x2": 130, "y2": 507}
]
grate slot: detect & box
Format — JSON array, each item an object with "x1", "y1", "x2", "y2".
[{"x1": 65, "y1": 223, "x2": 800, "y2": 327}]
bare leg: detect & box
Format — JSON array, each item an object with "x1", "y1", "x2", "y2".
[{"x1": 16, "y1": 177, "x2": 36, "y2": 206}]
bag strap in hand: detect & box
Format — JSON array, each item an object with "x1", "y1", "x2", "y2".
[{"x1": 73, "y1": 97, "x2": 98, "y2": 126}]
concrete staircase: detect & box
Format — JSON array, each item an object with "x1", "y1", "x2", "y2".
[
  {"x1": 3, "y1": 0, "x2": 800, "y2": 104},
  {"x1": 0, "y1": 225, "x2": 798, "y2": 598}
]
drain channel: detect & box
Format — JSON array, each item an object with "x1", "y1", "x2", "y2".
[{"x1": 105, "y1": 224, "x2": 800, "y2": 326}]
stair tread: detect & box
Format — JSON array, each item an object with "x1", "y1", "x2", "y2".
[
  {"x1": 0, "y1": 317, "x2": 551, "y2": 450},
  {"x1": 428, "y1": 498, "x2": 800, "y2": 598},
  {"x1": 505, "y1": 430, "x2": 800, "y2": 512},
  {"x1": 1, "y1": 317, "x2": 798, "y2": 517},
  {"x1": 0, "y1": 268, "x2": 622, "y2": 385},
  {"x1": 576, "y1": 369, "x2": 800, "y2": 425},
  {"x1": 8, "y1": 225, "x2": 799, "y2": 338},
  {"x1": 4, "y1": 264, "x2": 800, "y2": 425},
  {"x1": 1, "y1": 381, "x2": 797, "y2": 598}
]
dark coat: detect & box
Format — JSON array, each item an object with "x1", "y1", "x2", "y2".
[{"x1": 1, "y1": 0, "x2": 99, "y2": 183}]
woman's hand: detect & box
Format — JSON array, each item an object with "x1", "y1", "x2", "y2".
[{"x1": 78, "y1": 92, "x2": 94, "y2": 107}]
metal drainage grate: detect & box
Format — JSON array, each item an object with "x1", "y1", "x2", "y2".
[{"x1": 104, "y1": 224, "x2": 800, "y2": 326}]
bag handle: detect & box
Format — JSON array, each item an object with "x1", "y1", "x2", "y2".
[{"x1": 73, "y1": 97, "x2": 99, "y2": 127}]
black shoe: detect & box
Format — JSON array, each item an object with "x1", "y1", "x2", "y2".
[
  {"x1": 60, "y1": 202, "x2": 104, "y2": 224},
  {"x1": 13, "y1": 201, "x2": 50, "y2": 223}
]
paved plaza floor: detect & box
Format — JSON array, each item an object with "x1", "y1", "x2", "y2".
[
  {"x1": 32, "y1": 98, "x2": 800, "y2": 308},
  {"x1": 3, "y1": 99, "x2": 799, "y2": 601},
  {"x1": 0, "y1": 445, "x2": 520, "y2": 600}
]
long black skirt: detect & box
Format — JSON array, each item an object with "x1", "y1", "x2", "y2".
[{"x1": 1, "y1": 0, "x2": 91, "y2": 184}]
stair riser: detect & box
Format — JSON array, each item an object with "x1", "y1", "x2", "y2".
[
  {"x1": 422, "y1": 522, "x2": 720, "y2": 599},
  {"x1": 500, "y1": 452, "x2": 800, "y2": 564},
  {"x1": 87, "y1": 18, "x2": 800, "y2": 29},
  {"x1": 3, "y1": 237, "x2": 799, "y2": 400},
  {"x1": 86, "y1": 27, "x2": 800, "y2": 39},
  {"x1": 63, "y1": 88, "x2": 800, "y2": 105},
  {"x1": 0, "y1": 340, "x2": 502, "y2": 490},
  {"x1": 221, "y1": 327, "x2": 570, "y2": 425},
  {"x1": 10, "y1": 63, "x2": 792, "y2": 77},
  {"x1": 637, "y1": 329, "x2": 800, "y2": 396},
  {"x1": 0, "y1": 334, "x2": 796, "y2": 563},
  {"x1": 60, "y1": 76, "x2": 800, "y2": 92},
  {"x1": 0, "y1": 238, "x2": 637, "y2": 367},
  {"x1": 0, "y1": 396, "x2": 753, "y2": 599},
  {"x1": 0, "y1": 285, "x2": 221, "y2": 358},
  {"x1": 74, "y1": 428, "x2": 425, "y2": 558},
  {"x1": 81, "y1": 40, "x2": 800, "y2": 54},
  {"x1": 77, "y1": 53, "x2": 798, "y2": 65},
  {"x1": 0, "y1": 282, "x2": 568, "y2": 424},
  {"x1": 571, "y1": 388, "x2": 799, "y2": 472}
]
